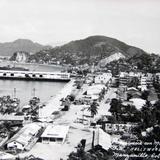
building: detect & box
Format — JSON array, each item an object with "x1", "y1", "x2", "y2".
[
  {"x1": 119, "y1": 72, "x2": 128, "y2": 85},
  {"x1": 127, "y1": 87, "x2": 141, "y2": 99},
  {"x1": 141, "y1": 76, "x2": 147, "y2": 86},
  {"x1": 94, "y1": 73, "x2": 112, "y2": 84},
  {"x1": 85, "y1": 84, "x2": 106, "y2": 95},
  {"x1": 85, "y1": 128, "x2": 112, "y2": 152},
  {"x1": 7, "y1": 123, "x2": 42, "y2": 151},
  {"x1": 105, "y1": 123, "x2": 137, "y2": 133},
  {"x1": 41, "y1": 125, "x2": 69, "y2": 144},
  {"x1": 128, "y1": 72, "x2": 142, "y2": 78},
  {"x1": 81, "y1": 84, "x2": 106, "y2": 102}
]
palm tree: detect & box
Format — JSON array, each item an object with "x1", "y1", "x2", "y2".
[
  {"x1": 109, "y1": 98, "x2": 122, "y2": 121},
  {"x1": 88, "y1": 101, "x2": 99, "y2": 118},
  {"x1": 140, "y1": 105, "x2": 152, "y2": 129}
]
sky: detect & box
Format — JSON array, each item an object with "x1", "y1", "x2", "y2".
[{"x1": 0, "y1": 0, "x2": 160, "y2": 54}]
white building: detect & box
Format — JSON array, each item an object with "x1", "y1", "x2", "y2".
[
  {"x1": 85, "y1": 128, "x2": 112, "y2": 151},
  {"x1": 41, "y1": 125, "x2": 69, "y2": 144},
  {"x1": 81, "y1": 84, "x2": 106, "y2": 101},
  {"x1": 94, "y1": 73, "x2": 112, "y2": 84},
  {"x1": 7, "y1": 123, "x2": 41, "y2": 151},
  {"x1": 86, "y1": 84, "x2": 106, "y2": 95},
  {"x1": 128, "y1": 72, "x2": 142, "y2": 78}
]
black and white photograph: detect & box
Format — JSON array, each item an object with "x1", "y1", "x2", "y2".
[{"x1": 0, "y1": 0, "x2": 159, "y2": 159}]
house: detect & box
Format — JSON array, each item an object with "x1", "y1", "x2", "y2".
[
  {"x1": 127, "y1": 87, "x2": 138, "y2": 92},
  {"x1": 141, "y1": 76, "x2": 147, "y2": 86},
  {"x1": 41, "y1": 125, "x2": 69, "y2": 144},
  {"x1": 7, "y1": 123, "x2": 42, "y2": 151},
  {"x1": 119, "y1": 72, "x2": 129, "y2": 85},
  {"x1": 127, "y1": 87, "x2": 141, "y2": 99},
  {"x1": 130, "y1": 92, "x2": 141, "y2": 99}
]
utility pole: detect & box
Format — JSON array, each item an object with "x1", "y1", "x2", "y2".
[
  {"x1": 13, "y1": 88, "x2": 16, "y2": 98},
  {"x1": 91, "y1": 130, "x2": 95, "y2": 149},
  {"x1": 33, "y1": 88, "x2": 36, "y2": 97}
]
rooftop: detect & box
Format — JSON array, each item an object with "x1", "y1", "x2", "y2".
[
  {"x1": 7, "y1": 123, "x2": 41, "y2": 147},
  {"x1": 41, "y1": 125, "x2": 69, "y2": 139}
]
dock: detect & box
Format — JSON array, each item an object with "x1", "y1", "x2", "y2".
[{"x1": 0, "y1": 70, "x2": 70, "y2": 82}]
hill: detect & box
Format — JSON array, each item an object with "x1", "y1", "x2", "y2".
[
  {"x1": 29, "y1": 35, "x2": 148, "y2": 65},
  {"x1": 0, "y1": 39, "x2": 51, "y2": 57}
]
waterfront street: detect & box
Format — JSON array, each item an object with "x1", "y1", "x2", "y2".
[
  {"x1": 19, "y1": 80, "x2": 116, "y2": 160},
  {"x1": 40, "y1": 79, "x2": 75, "y2": 118},
  {"x1": 95, "y1": 87, "x2": 117, "y2": 118}
]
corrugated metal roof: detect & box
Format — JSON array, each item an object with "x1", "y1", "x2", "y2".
[{"x1": 7, "y1": 123, "x2": 41, "y2": 147}]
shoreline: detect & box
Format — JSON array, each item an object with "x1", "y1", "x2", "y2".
[
  {"x1": 40, "y1": 79, "x2": 75, "y2": 118},
  {"x1": 0, "y1": 60, "x2": 67, "y2": 69}
]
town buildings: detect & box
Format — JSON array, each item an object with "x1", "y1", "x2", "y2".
[{"x1": 7, "y1": 123, "x2": 42, "y2": 151}]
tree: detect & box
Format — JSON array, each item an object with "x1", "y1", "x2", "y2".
[
  {"x1": 128, "y1": 77, "x2": 139, "y2": 88},
  {"x1": 153, "y1": 100, "x2": 160, "y2": 124},
  {"x1": 140, "y1": 105, "x2": 152, "y2": 128},
  {"x1": 88, "y1": 101, "x2": 99, "y2": 118},
  {"x1": 141, "y1": 90, "x2": 149, "y2": 100},
  {"x1": 109, "y1": 98, "x2": 122, "y2": 121}
]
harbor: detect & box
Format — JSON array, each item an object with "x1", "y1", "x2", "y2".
[{"x1": 0, "y1": 63, "x2": 67, "y2": 107}]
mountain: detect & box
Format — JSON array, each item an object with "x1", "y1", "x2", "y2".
[
  {"x1": 0, "y1": 39, "x2": 51, "y2": 57},
  {"x1": 29, "y1": 35, "x2": 148, "y2": 65}
]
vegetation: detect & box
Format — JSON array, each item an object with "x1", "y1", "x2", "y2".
[
  {"x1": 68, "y1": 142, "x2": 112, "y2": 160},
  {"x1": 27, "y1": 35, "x2": 148, "y2": 66},
  {"x1": 109, "y1": 98, "x2": 141, "y2": 123},
  {"x1": 141, "y1": 90, "x2": 150, "y2": 100},
  {"x1": 128, "y1": 76, "x2": 139, "y2": 88},
  {"x1": 109, "y1": 98, "x2": 122, "y2": 122},
  {"x1": 88, "y1": 101, "x2": 99, "y2": 117},
  {"x1": 108, "y1": 94, "x2": 160, "y2": 143},
  {"x1": 0, "y1": 95, "x2": 20, "y2": 114}
]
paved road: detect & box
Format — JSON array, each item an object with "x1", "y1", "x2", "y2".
[{"x1": 95, "y1": 87, "x2": 117, "y2": 118}]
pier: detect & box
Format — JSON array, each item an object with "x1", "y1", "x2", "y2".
[{"x1": 0, "y1": 70, "x2": 70, "y2": 82}]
